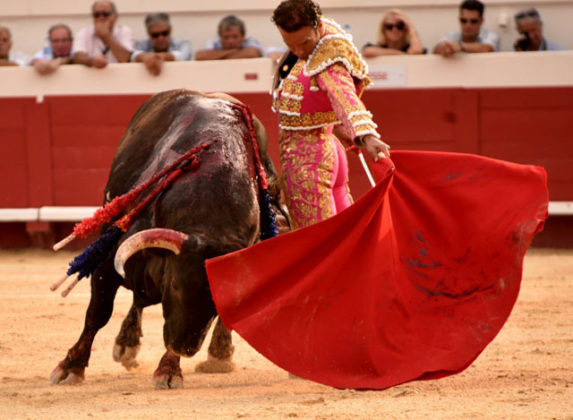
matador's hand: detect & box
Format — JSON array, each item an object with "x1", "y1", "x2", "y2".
[{"x1": 359, "y1": 134, "x2": 391, "y2": 162}]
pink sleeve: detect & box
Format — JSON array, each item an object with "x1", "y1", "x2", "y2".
[{"x1": 316, "y1": 63, "x2": 380, "y2": 140}]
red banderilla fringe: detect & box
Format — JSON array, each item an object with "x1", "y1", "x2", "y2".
[{"x1": 71, "y1": 142, "x2": 212, "y2": 239}]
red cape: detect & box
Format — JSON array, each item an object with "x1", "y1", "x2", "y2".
[{"x1": 206, "y1": 151, "x2": 548, "y2": 390}]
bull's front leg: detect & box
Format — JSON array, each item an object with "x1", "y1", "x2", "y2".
[
  {"x1": 50, "y1": 261, "x2": 121, "y2": 385},
  {"x1": 195, "y1": 317, "x2": 235, "y2": 373},
  {"x1": 153, "y1": 349, "x2": 183, "y2": 389},
  {"x1": 113, "y1": 302, "x2": 143, "y2": 370}
]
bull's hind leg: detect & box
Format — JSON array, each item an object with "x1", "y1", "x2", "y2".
[
  {"x1": 195, "y1": 317, "x2": 236, "y2": 373},
  {"x1": 113, "y1": 301, "x2": 143, "y2": 370},
  {"x1": 50, "y1": 259, "x2": 121, "y2": 385}
]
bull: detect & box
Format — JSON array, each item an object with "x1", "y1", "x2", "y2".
[{"x1": 50, "y1": 89, "x2": 286, "y2": 388}]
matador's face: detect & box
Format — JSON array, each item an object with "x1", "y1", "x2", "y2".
[{"x1": 278, "y1": 21, "x2": 322, "y2": 61}]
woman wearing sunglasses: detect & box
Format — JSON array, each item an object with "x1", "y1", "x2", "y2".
[{"x1": 362, "y1": 9, "x2": 425, "y2": 57}]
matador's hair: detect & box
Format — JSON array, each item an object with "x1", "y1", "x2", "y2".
[{"x1": 271, "y1": 0, "x2": 322, "y2": 33}]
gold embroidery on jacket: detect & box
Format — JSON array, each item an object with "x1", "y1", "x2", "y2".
[{"x1": 317, "y1": 64, "x2": 379, "y2": 138}]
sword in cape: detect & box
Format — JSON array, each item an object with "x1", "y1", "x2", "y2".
[{"x1": 358, "y1": 151, "x2": 376, "y2": 188}]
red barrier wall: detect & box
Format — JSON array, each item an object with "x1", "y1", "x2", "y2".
[
  {"x1": 362, "y1": 87, "x2": 573, "y2": 201},
  {"x1": 1, "y1": 87, "x2": 572, "y2": 246}
]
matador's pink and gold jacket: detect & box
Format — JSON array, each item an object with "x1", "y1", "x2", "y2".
[{"x1": 272, "y1": 17, "x2": 380, "y2": 140}]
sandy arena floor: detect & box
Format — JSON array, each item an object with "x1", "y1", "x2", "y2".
[{"x1": 0, "y1": 248, "x2": 571, "y2": 419}]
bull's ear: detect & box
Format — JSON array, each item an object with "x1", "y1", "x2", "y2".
[{"x1": 114, "y1": 228, "x2": 189, "y2": 278}]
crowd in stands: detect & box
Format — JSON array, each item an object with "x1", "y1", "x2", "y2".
[
  {"x1": 0, "y1": 0, "x2": 567, "y2": 75},
  {"x1": 362, "y1": 0, "x2": 564, "y2": 58}
]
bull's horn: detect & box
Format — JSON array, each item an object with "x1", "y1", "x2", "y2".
[{"x1": 114, "y1": 228, "x2": 189, "y2": 278}]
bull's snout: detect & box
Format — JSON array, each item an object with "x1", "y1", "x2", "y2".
[{"x1": 163, "y1": 314, "x2": 214, "y2": 359}]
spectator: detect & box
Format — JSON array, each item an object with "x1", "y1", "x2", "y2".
[
  {"x1": 31, "y1": 24, "x2": 73, "y2": 75},
  {"x1": 433, "y1": 0, "x2": 499, "y2": 57},
  {"x1": 131, "y1": 13, "x2": 192, "y2": 76},
  {"x1": 513, "y1": 8, "x2": 564, "y2": 51},
  {"x1": 195, "y1": 15, "x2": 263, "y2": 60},
  {"x1": 0, "y1": 26, "x2": 29, "y2": 66},
  {"x1": 362, "y1": 9, "x2": 425, "y2": 57},
  {"x1": 72, "y1": 0, "x2": 134, "y2": 68}
]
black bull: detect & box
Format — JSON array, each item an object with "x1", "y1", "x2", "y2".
[{"x1": 51, "y1": 90, "x2": 286, "y2": 388}]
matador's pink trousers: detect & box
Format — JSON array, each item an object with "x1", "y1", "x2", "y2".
[{"x1": 280, "y1": 125, "x2": 353, "y2": 229}]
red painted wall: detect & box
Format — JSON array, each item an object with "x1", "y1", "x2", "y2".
[
  {"x1": 0, "y1": 98, "x2": 32, "y2": 207},
  {"x1": 1, "y1": 87, "x2": 572, "y2": 209}
]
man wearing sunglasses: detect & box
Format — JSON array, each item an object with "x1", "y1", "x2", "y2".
[
  {"x1": 433, "y1": 0, "x2": 499, "y2": 57},
  {"x1": 131, "y1": 13, "x2": 192, "y2": 76},
  {"x1": 513, "y1": 8, "x2": 564, "y2": 52},
  {"x1": 72, "y1": 0, "x2": 135, "y2": 68}
]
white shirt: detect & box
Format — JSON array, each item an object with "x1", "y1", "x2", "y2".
[
  {"x1": 442, "y1": 28, "x2": 500, "y2": 51},
  {"x1": 8, "y1": 51, "x2": 30, "y2": 66},
  {"x1": 72, "y1": 24, "x2": 135, "y2": 63}
]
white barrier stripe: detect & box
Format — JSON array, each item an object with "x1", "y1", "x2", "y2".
[
  {"x1": 0, "y1": 203, "x2": 572, "y2": 222},
  {"x1": 0, "y1": 206, "x2": 98, "y2": 222},
  {"x1": 0, "y1": 208, "x2": 39, "y2": 221},
  {"x1": 548, "y1": 202, "x2": 573, "y2": 216},
  {"x1": 39, "y1": 206, "x2": 99, "y2": 221}
]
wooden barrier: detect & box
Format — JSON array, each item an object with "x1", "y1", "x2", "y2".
[{"x1": 0, "y1": 53, "x2": 572, "y2": 247}]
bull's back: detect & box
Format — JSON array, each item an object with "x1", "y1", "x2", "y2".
[
  {"x1": 102, "y1": 89, "x2": 259, "y2": 239},
  {"x1": 104, "y1": 90, "x2": 254, "y2": 198}
]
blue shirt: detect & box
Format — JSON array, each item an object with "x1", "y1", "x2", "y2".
[
  {"x1": 537, "y1": 39, "x2": 565, "y2": 51},
  {"x1": 513, "y1": 38, "x2": 566, "y2": 52},
  {"x1": 131, "y1": 37, "x2": 192, "y2": 61},
  {"x1": 32, "y1": 46, "x2": 56, "y2": 61},
  {"x1": 204, "y1": 37, "x2": 264, "y2": 56}
]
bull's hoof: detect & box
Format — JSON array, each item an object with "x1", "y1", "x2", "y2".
[
  {"x1": 195, "y1": 356, "x2": 236, "y2": 374},
  {"x1": 49, "y1": 362, "x2": 85, "y2": 385},
  {"x1": 112, "y1": 343, "x2": 140, "y2": 370},
  {"x1": 152, "y1": 369, "x2": 184, "y2": 389}
]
